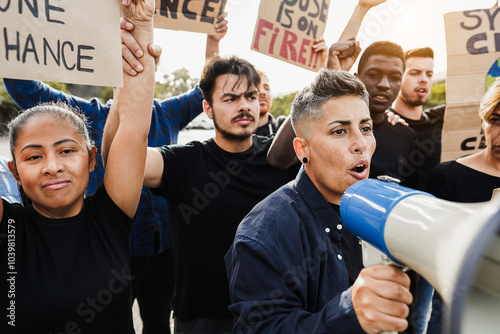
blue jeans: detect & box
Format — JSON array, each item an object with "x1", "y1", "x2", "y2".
[{"x1": 414, "y1": 277, "x2": 434, "y2": 334}]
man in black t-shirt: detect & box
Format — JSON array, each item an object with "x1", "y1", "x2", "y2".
[
  {"x1": 355, "y1": 41, "x2": 420, "y2": 188},
  {"x1": 390, "y1": 46, "x2": 446, "y2": 334},
  {"x1": 120, "y1": 56, "x2": 296, "y2": 334},
  {"x1": 391, "y1": 47, "x2": 445, "y2": 189},
  {"x1": 308, "y1": 40, "x2": 419, "y2": 189}
]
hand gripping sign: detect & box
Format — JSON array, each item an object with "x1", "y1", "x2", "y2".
[{"x1": 251, "y1": 0, "x2": 330, "y2": 72}]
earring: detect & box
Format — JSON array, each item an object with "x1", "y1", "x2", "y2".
[{"x1": 303, "y1": 157, "x2": 308, "y2": 164}]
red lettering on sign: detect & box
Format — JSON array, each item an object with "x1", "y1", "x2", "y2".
[
  {"x1": 280, "y1": 29, "x2": 297, "y2": 61},
  {"x1": 253, "y1": 18, "x2": 273, "y2": 52}
]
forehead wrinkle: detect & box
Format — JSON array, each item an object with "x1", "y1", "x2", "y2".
[{"x1": 220, "y1": 74, "x2": 250, "y2": 95}]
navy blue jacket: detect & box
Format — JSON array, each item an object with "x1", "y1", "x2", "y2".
[{"x1": 226, "y1": 167, "x2": 364, "y2": 333}]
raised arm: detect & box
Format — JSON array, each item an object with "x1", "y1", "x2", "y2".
[
  {"x1": 103, "y1": 0, "x2": 155, "y2": 218},
  {"x1": 312, "y1": 37, "x2": 329, "y2": 69},
  {"x1": 205, "y1": 12, "x2": 228, "y2": 60},
  {"x1": 338, "y1": 0, "x2": 387, "y2": 41},
  {"x1": 3, "y1": 79, "x2": 108, "y2": 113},
  {"x1": 267, "y1": 117, "x2": 299, "y2": 169},
  {"x1": 268, "y1": 41, "x2": 361, "y2": 169},
  {"x1": 327, "y1": 39, "x2": 361, "y2": 72}
]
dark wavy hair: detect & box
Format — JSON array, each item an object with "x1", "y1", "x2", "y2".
[{"x1": 199, "y1": 56, "x2": 261, "y2": 106}]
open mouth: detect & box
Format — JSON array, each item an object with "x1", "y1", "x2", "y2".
[
  {"x1": 416, "y1": 87, "x2": 428, "y2": 96},
  {"x1": 351, "y1": 164, "x2": 366, "y2": 173},
  {"x1": 348, "y1": 162, "x2": 369, "y2": 179}
]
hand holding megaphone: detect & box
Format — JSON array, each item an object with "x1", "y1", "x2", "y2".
[
  {"x1": 351, "y1": 264, "x2": 413, "y2": 334},
  {"x1": 340, "y1": 178, "x2": 500, "y2": 334}
]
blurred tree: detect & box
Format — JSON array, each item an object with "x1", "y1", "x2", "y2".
[
  {"x1": 45, "y1": 81, "x2": 69, "y2": 93},
  {"x1": 100, "y1": 86, "x2": 114, "y2": 103},
  {"x1": 424, "y1": 81, "x2": 446, "y2": 109},
  {"x1": 0, "y1": 80, "x2": 70, "y2": 134},
  {"x1": 0, "y1": 85, "x2": 18, "y2": 135},
  {"x1": 155, "y1": 67, "x2": 198, "y2": 99},
  {"x1": 269, "y1": 92, "x2": 296, "y2": 117}
]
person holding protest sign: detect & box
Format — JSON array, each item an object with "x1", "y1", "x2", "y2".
[
  {"x1": 354, "y1": 40, "x2": 420, "y2": 188},
  {"x1": 3, "y1": 12, "x2": 228, "y2": 334},
  {"x1": 270, "y1": 39, "x2": 419, "y2": 187},
  {"x1": 101, "y1": 55, "x2": 298, "y2": 334},
  {"x1": 0, "y1": 0, "x2": 155, "y2": 333},
  {"x1": 226, "y1": 69, "x2": 414, "y2": 334},
  {"x1": 390, "y1": 47, "x2": 446, "y2": 189},
  {"x1": 351, "y1": 40, "x2": 432, "y2": 334}
]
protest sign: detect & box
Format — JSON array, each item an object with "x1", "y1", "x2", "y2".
[
  {"x1": 442, "y1": 6, "x2": 500, "y2": 161},
  {"x1": 251, "y1": 0, "x2": 330, "y2": 72},
  {"x1": 154, "y1": 0, "x2": 227, "y2": 34},
  {"x1": 0, "y1": 0, "x2": 122, "y2": 87}
]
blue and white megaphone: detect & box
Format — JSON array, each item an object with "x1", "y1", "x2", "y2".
[{"x1": 340, "y1": 179, "x2": 500, "y2": 334}]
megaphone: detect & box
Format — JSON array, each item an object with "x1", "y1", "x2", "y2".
[{"x1": 339, "y1": 179, "x2": 500, "y2": 334}]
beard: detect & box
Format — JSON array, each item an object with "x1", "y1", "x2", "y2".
[
  {"x1": 401, "y1": 90, "x2": 426, "y2": 107},
  {"x1": 213, "y1": 111, "x2": 255, "y2": 142}
]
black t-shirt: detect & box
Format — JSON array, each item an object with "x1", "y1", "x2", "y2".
[
  {"x1": 390, "y1": 105, "x2": 445, "y2": 189},
  {"x1": 370, "y1": 116, "x2": 420, "y2": 188},
  {"x1": 153, "y1": 135, "x2": 297, "y2": 321},
  {"x1": 0, "y1": 186, "x2": 134, "y2": 334},
  {"x1": 425, "y1": 160, "x2": 500, "y2": 202},
  {"x1": 255, "y1": 114, "x2": 287, "y2": 136}
]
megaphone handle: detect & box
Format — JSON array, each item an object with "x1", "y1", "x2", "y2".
[{"x1": 361, "y1": 241, "x2": 406, "y2": 334}]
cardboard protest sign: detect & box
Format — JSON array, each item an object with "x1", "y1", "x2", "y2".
[
  {"x1": 251, "y1": 0, "x2": 330, "y2": 72},
  {"x1": 154, "y1": 0, "x2": 226, "y2": 34},
  {"x1": 442, "y1": 6, "x2": 500, "y2": 161},
  {"x1": 0, "y1": 0, "x2": 122, "y2": 87}
]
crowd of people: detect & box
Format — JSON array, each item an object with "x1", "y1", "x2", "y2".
[{"x1": 0, "y1": 0, "x2": 498, "y2": 333}]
